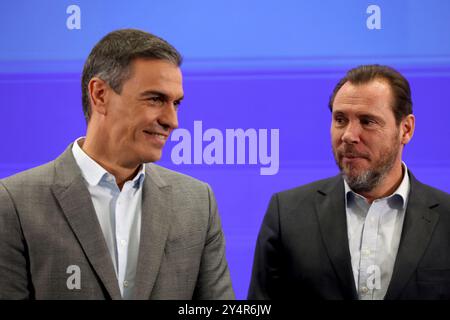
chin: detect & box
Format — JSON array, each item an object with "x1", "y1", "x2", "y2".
[
  {"x1": 133, "y1": 144, "x2": 162, "y2": 163},
  {"x1": 342, "y1": 165, "x2": 365, "y2": 178},
  {"x1": 142, "y1": 152, "x2": 163, "y2": 163}
]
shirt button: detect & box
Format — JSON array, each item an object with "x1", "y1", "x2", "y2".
[
  {"x1": 361, "y1": 286, "x2": 368, "y2": 294},
  {"x1": 362, "y1": 249, "x2": 371, "y2": 256},
  {"x1": 123, "y1": 281, "x2": 129, "y2": 288},
  {"x1": 120, "y1": 239, "x2": 127, "y2": 246}
]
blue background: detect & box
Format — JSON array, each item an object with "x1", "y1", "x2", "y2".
[{"x1": 1, "y1": 1, "x2": 449, "y2": 299}]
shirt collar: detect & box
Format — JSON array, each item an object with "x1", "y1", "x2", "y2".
[
  {"x1": 72, "y1": 137, "x2": 145, "y2": 188},
  {"x1": 344, "y1": 162, "x2": 410, "y2": 209},
  {"x1": 132, "y1": 169, "x2": 146, "y2": 189}
]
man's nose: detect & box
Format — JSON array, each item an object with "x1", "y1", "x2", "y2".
[
  {"x1": 158, "y1": 103, "x2": 179, "y2": 131},
  {"x1": 341, "y1": 121, "x2": 361, "y2": 144}
]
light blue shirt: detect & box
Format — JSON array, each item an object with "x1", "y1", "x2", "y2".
[
  {"x1": 72, "y1": 138, "x2": 145, "y2": 299},
  {"x1": 345, "y1": 163, "x2": 410, "y2": 300}
]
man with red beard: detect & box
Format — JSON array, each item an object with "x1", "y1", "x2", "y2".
[{"x1": 248, "y1": 64, "x2": 450, "y2": 300}]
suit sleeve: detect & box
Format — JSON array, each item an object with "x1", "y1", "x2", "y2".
[
  {"x1": 193, "y1": 184, "x2": 235, "y2": 299},
  {"x1": 0, "y1": 182, "x2": 31, "y2": 299},
  {"x1": 248, "y1": 193, "x2": 283, "y2": 300}
]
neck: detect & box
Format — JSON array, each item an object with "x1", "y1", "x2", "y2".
[
  {"x1": 359, "y1": 161, "x2": 404, "y2": 204},
  {"x1": 80, "y1": 132, "x2": 140, "y2": 190}
]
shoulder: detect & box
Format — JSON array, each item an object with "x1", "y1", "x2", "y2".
[
  {"x1": 261, "y1": 175, "x2": 343, "y2": 223},
  {"x1": 0, "y1": 160, "x2": 58, "y2": 215},
  {"x1": 275, "y1": 175, "x2": 341, "y2": 205},
  {"x1": 418, "y1": 182, "x2": 450, "y2": 201},
  {"x1": 146, "y1": 163, "x2": 207, "y2": 187},
  {"x1": 410, "y1": 174, "x2": 450, "y2": 211},
  {"x1": 0, "y1": 160, "x2": 56, "y2": 191},
  {"x1": 147, "y1": 163, "x2": 209, "y2": 190}
]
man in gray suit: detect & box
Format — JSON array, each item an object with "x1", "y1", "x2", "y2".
[
  {"x1": 248, "y1": 65, "x2": 450, "y2": 300},
  {"x1": 0, "y1": 29, "x2": 234, "y2": 299}
]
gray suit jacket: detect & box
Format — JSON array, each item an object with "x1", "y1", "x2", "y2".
[{"x1": 0, "y1": 145, "x2": 234, "y2": 299}]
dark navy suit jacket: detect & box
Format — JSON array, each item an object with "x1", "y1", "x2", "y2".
[{"x1": 248, "y1": 172, "x2": 450, "y2": 300}]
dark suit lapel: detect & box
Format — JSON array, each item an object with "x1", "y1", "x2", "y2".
[
  {"x1": 51, "y1": 147, "x2": 122, "y2": 299},
  {"x1": 133, "y1": 164, "x2": 171, "y2": 299},
  {"x1": 315, "y1": 175, "x2": 358, "y2": 299},
  {"x1": 384, "y1": 172, "x2": 439, "y2": 300}
]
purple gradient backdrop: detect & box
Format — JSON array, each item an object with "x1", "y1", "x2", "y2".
[{"x1": 1, "y1": 67, "x2": 449, "y2": 298}]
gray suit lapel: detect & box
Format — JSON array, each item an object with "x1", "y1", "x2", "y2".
[
  {"x1": 51, "y1": 146, "x2": 122, "y2": 299},
  {"x1": 133, "y1": 164, "x2": 171, "y2": 299},
  {"x1": 384, "y1": 172, "x2": 440, "y2": 300},
  {"x1": 315, "y1": 175, "x2": 358, "y2": 299}
]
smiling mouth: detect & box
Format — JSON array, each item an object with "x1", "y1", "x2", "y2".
[{"x1": 143, "y1": 130, "x2": 168, "y2": 141}]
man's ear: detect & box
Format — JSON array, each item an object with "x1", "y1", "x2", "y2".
[
  {"x1": 400, "y1": 114, "x2": 415, "y2": 145},
  {"x1": 88, "y1": 77, "x2": 109, "y2": 117}
]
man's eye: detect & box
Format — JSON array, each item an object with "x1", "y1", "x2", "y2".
[
  {"x1": 147, "y1": 97, "x2": 164, "y2": 106},
  {"x1": 361, "y1": 118, "x2": 377, "y2": 126},
  {"x1": 173, "y1": 100, "x2": 182, "y2": 110},
  {"x1": 334, "y1": 117, "x2": 346, "y2": 125}
]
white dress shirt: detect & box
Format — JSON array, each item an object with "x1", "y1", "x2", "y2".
[
  {"x1": 72, "y1": 138, "x2": 145, "y2": 299},
  {"x1": 345, "y1": 163, "x2": 410, "y2": 300}
]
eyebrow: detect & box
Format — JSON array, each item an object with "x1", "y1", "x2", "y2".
[
  {"x1": 359, "y1": 113, "x2": 385, "y2": 125},
  {"x1": 333, "y1": 110, "x2": 385, "y2": 124},
  {"x1": 139, "y1": 90, "x2": 184, "y2": 101}
]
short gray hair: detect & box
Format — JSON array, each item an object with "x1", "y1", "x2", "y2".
[{"x1": 81, "y1": 28, "x2": 182, "y2": 122}]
